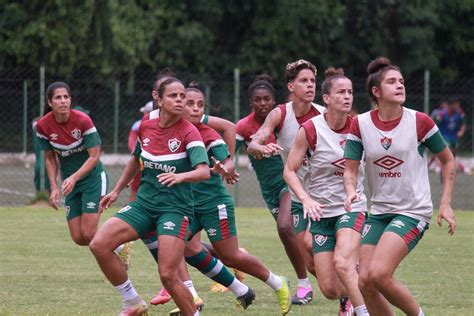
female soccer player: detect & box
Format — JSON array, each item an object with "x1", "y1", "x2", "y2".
[
  {"x1": 248, "y1": 59, "x2": 325, "y2": 291},
  {"x1": 90, "y1": 78, "x2": 210, "y2": 316},
  {"x1": 36, "y1": 82, "x2": 107, "y2": 246},
  {"x1": 344, "y1": 57, "x2": 456, "y2": 316},
  {"x1": 284, "y1": 68, "x2": 369, "y2": 316},
  {"x1": 181, "y1": 82, "x2": 292, "y2": 315},
  {"x1": 236, "y1": 75, "x2": 312, "y2": 305}
]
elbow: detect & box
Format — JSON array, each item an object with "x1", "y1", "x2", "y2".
[{"x1": 201, "y1": 167, "x2": 211, "y2": 181}]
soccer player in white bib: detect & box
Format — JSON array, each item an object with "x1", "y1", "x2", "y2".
[
  {"x1": 248, "y1": 59, "x2": 326, "y2": 299},
  {"x1": 344, "y1": 57, "x2": 456, "y2": 316},
  {"x1": 284, "y1": 67, "x2": 369, "y2": 316}
]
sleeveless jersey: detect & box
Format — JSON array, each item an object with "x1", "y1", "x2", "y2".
[
  {"x1": 302, "y1": 114, "x2": 366, "y2": 218},
  {"x1": 276, "y1": 101, "x2": 326, "y2": 202},
  {"x1": 36, "y1": 110, "x2": 105, "y2": 183},
  {"x1": 192, "y1": 123, "x2": 233, "y2": 211},
  {"x1": 236, "y1": 112, "x2": 286, "y2": 199},
  {"x1": 345, "y1": 107, "x2": 446, "y2": 223},
  {"x1": 134, "y1": 115, "x2": 208, "y2": 213}
]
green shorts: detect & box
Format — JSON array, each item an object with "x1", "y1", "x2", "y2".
[
  {"x1": 114, "y1": 201, "x2": 190, "y2": 240},
  {"x1": 189, "y1": 201, "x2": 237, "y2": 242},
  {"x1": 311, "y1": 212, "x2": 366, "y2": 254},
  {"x1": 291, "y1": 201, "x2": 309, "y2": 234},
  {"x1": 361, "y1": 213, "x2": 429, "y2": 252},
  {"x1": 64, "y1": 170, "x2": 108, "y2": 221},
  {"x1": 262, "y1": 184, "x2": 289, "y2": 220}
]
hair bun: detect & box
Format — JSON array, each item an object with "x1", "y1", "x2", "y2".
[
  {"x1": 324, "y1": 67, "x2": 344, "y2": 79},
  {"x1": 367, "y1": 57, "x2": 392, "y2": 75},
  {"x1": 188, "y1": 81, "x2": 201, "y2": 90},
  {"x1": 254, "y1": 74, "x2": 273, "y2": 85}
]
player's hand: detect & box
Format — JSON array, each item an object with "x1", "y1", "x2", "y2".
[
  {"x1": 302, "y1": 196, "x2": 324, "y2": 221},
  {"x1": 344, "y1": 192, "x2": 360, "y2": 212},
  {"x1": 49, "y1": 188, "x2": 60, "y2": 210},
  {"x1": 157, "y1": 172, "x2": 183, "y2": 187},
  {"x1": 254, "y1": 143, "x2": 283, "y2": 159},
  {"x1": 210, "y1": 157, "x2": 228, "y2": 175},
  {"x1": 61, "y1": 176, "x2": 77, "y2": 196},
  {"x1": 224, "y1": 170, "x2": 240, "y2": 185},
  {"x1": 99, "y1": 191, "x2": 119, "y2": 213},
  {"x1": 438, "y1": 202, "x2": 456, "y2": 235}
]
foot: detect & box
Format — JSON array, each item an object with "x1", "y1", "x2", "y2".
[
  {"x1": 235, "y1": 288, "x2": 256, "y2": 311},
  {"x1": 150, "y1": 287, "x2": 171, "y2": 305},
  {"x1": 168, "y1": 297, "x2": 204, "y2": 316},
  {"x1": 275, "y1": 276, "x2": 292, "y2": 315},
  {"x1": 115, "y1": 242, "x2": 133, "y2": 270},
  {"x1": 338, "y1": 297, "x2": 354, "y2": 316},
  {"x1": 119, "y1": 298, "x2": 148, "y2": 316},
  {"x1": 210, "y1": 281, "x2": 228, "y2": 293},
  {"x1": 291, "y1": 285, "x2": 313, "y2": 305}
]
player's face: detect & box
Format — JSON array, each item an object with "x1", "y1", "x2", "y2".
[
  {"x1": 251, "y1": 89, "x2": 274, "y2": 119},
  {"x1": 376, "y1": 69, "x2": 405, "y2": 105},
  {"x1": 158, "y1": 82, "x2": 186, "y2": 116},
  {"x1": 184, "y1": 90, "x2": 205, "y2": 124},
  {"x1": 287, "y1": 69, "x2": 316, "y2": 103},
  {"x1": 324, "y1": 78, "x2": 353, "y2": 114},
  {"x1": 48, "y1": 88, "x2": 71, "y2": 115}
]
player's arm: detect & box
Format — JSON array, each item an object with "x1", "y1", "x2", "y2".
[
  {"x1": 44, "y1": 150, "x2": 59, "y2": 210},
  {"x1": 343, "y1": 159, "x2": 360, "y2": 211},
  {"x1": 436, "y1": 147, "x2": 456, "y2": 235},
  {"x1": 247, "y1": 107, "x2": 283, "y2": 158},
  {"x1": 283, "y1": 128, "x2": 322, "y2": 221},
  {"x1": 158, "y1": 163, "x2": 210, "y2": 187},
  {"x1": 61, "y1": 145, "x2": 100, "y2": 196},
  {"x1": 207, "y1": 116, "x2": 236, "y2": 159}
]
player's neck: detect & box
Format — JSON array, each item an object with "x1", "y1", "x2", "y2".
[
  {"x1": 325, "y1": 110, "x2": 347, "y2": 131},
  {"x1": 53, "y1": 111, "x2": 70, "y2": 123},
  {"x1": 159, "y1": 112, "x2": 181, "y2": 128},
  {"x1": 377, "y1": 103, "x2": 403, "y2": 121},
  {"x1": 292, "y1": 99, "x2": 312, "y2": 117}
]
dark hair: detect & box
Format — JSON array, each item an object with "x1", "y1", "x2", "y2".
[
  {"x1": 44, "y1": 82, "x2": 71, "y2": 116},
  {"x1": 285, "y1": 59, "x2": 317, "y2": 83},
  {"x1": 321, "y1": 67, "x2": 348, "y2": 96},
  {"x1": 366, "y1": 57, "x2": 401, "y2": 104},
  {"x1": 186, "y1": 80, "x2": 204, "y2": 96},
  {"x1": 248, "y1": 74, "x2": 275, "y2": 97},
  {"x1": 157, "y1": 78, "x2": 183, "y2": 98},
  {"x1": 153, "y1": 68, "x2": 176, "y2": 92}
]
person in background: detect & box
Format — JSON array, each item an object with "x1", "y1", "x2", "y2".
[{"x1": 127, "y1": 101, "x2": 154, "y2": 201}]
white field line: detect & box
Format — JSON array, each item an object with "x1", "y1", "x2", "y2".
[{"x1": 0, "y1": 188, "x2": 35, "y2": 197}]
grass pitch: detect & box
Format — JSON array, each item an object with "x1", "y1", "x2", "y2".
[{"x1": 0, "y1": 206, "x2": 473, "y2": 315}]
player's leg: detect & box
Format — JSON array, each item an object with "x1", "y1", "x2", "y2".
[
  {"x1": 65, "y1": 190, "x2": 92, "y2": 246},
  {"x1": 292, "y1": 201, "x2": 317, "y2": 277},
  {"x1": 276, "y1": 191, "x2": 313, "y2": 305}
]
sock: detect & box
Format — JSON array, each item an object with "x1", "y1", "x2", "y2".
[
  {"x1": 183, "y1": 280, "x2": 198, "y2": 297},
  {"x1": 115, "y1": 279, "x2": 139, "y2": 302},
  {"x1": 418, "y1": 308, "x2": 425, "y2": 316},
  {"x1": 297, "y1": 277, "x2": 311, "y2": 289},
  {"x1": 227, "y1": 278, "x2": 249, "y2": 297},
  {"x1": 354, "y1": 304, "x2": 369, "y2": 316},
  {"x1": 194, "y1": 310, "x2": 200, "y2": 316},
  {"x1": 141, "y1": 233, "x2": 158, "y2": 263},
  {"x1": 114, "y1": 244, "x2": 124, "y2": 253},
  {"x1": 186, "y1": 249, "x2": 236, "y2": 288},
  {"x1": 265, "y1": 272, "x2": 282, "y2": 291}
]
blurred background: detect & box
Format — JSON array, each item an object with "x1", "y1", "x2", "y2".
[{"x1": 0, "y1": 1, "x2": 472, "y2": 208}]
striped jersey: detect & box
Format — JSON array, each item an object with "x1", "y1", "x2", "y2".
[
  {"x1": 276, "y1": 101, "x2": 326, "y2": 202},
  {"x1": 302, "y1": 114, "x2": 367, "y2": 218},
  {"x1": 344, "y1": 107, "x2": 446, "y2": 223},
  {"x1": 134, "y1": 113, "x2": 209, "y2": 213},
  {"x1": 36, "y1": 110, "x2": 105, "y2": 183}
]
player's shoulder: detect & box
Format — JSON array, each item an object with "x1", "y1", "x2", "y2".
[
  {"x1": 198, "y1": 123, "x2": 221, "y2": 141},
  {"x1": 37, "y1": 112, "x2": 54, "y2": 128}
]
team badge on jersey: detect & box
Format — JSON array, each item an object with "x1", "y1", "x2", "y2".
[
  {"x1": 293, "y1": 214, "x2": 299, "y2": 228},
  {"x1": 168, "y1": 138, "x2": 181, "y2": 152},
  {"x1": 339, "y1": 139, "x2": 346, "y2": 150},
  {"x1": 314, "y1": 234, "x2": 327, "y2": 246},
  {"x1": 380, "y1": 137, "x2": 392, "y2": 150},
  {"x1": 71, "y1": 129, "x2": 82, "y2": 140}
]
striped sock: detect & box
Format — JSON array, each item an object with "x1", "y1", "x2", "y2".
[
  {"x1": 186, "y1": 249, "x2": 235, "y2": 287},
  {"x1": 141, "y1": 233, "x2": 158, "y2": 263}
]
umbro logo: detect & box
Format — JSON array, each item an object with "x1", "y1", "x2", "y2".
[
  {"x1": 391, "y1": 220, "x2": 405, "y2": 228},
  {"x1": 86, "y1": 202, "x2": 96, "y2": 209},
  {"x1": 50, "y1": 133, "x2": 58, "y2": 140},
  {"x1": 118, "y1": 205, "x2": 131, "y2": 213},
  {"x1": 142, "y1": 138, "x2": 150, "y2": 147},
  {"x1": 331, "y1": 158, "x2": 346, "y2": 170},
  {"x1": 163, "y1": 221, "x2": 176, "y2": 230},
  {"x1": 374, "y1": 155, "x2": 404, "y2": 171},
  {"x1": 207, "y1": 228, "x2": 217, "y2": 236},
  {"x1": 339, "y1": 215, "x2": 351, "y2": 223}
]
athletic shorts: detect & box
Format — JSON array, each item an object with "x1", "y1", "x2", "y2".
[
  {"x1": 361, "y1": 213, "x2": 429, "y2": 253},
  {"x1": 262, "y1": 184, "x2": 289, "y2": 220},
  {"x1": 114, "y1": 201, "x2": 190, "y2": 240},
  {"x1": 189, "y1": 201, "x2": 237, "y2": 242},
  {"x1": 291, "y1": 201, "x2": 309, "y2": 234},
  {"x1": 311, "y1": 212, "x2": 366, "y2": 254},
  {"x1": 64, "y1": 170, "x2": 108, "y2": 221}
]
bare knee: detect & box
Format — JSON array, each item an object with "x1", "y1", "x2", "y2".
[
  {"x1": 71, "y1": 232, "x2": 88, "y2": 246},
  {"x1": 358, "y1": 271, "x2": 373, "y2": 293},
  {"x1": 160, "y1": 268, "x2": 180, "y2": 288},
  {"x1": 276, "y1": 221, "x2": 294, "y2": 240},
  {"x1": 319, "y1": 282, "x2": 341, "y2": 300},
  {"x1": 334, "y1": 253, "x2": 352, "y2": 278},
  {"x1": 369, "y1": 268, "x2": 391, "y2": 289}
]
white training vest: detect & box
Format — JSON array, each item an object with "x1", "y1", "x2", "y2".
[
  {"x1": 358, "y1": 107, "x2": 433, "y2": 223},
  {"x1": 277, "y1": 101, "x2": 326, "y2": 202}
]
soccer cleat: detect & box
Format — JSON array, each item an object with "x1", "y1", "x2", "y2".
[
  {"x1": 235, "y1": 287, "x2": 256, "y2": 311},
  {"x1": 291, "y1": 285, "x2": 313, "y2": 305},
  {"x1": 119, "y1": 299, "x2": 148, "y2": 316},
  {"x1": 168, "y1": 296, "x2": 204, "y2": 316},
  {"x1": 210, "y1": 281, "x2": 228, "y2": 293},
  {"x1": 275, "y1": 276, "x2": 292, "y2": 315},
  {"x1": 150, "y1": 287, "x2": 172, "y2": 305},
  {"x1": 115, "y1": 242, "x2": 133, "y2": 270},
  {"x1": 338, "y1": 297, "x2": 354, "y2": 316}
]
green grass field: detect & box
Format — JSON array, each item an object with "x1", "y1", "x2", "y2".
[{"x1": 1, "y1": 206, "x2": 473, "y2": 315}]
